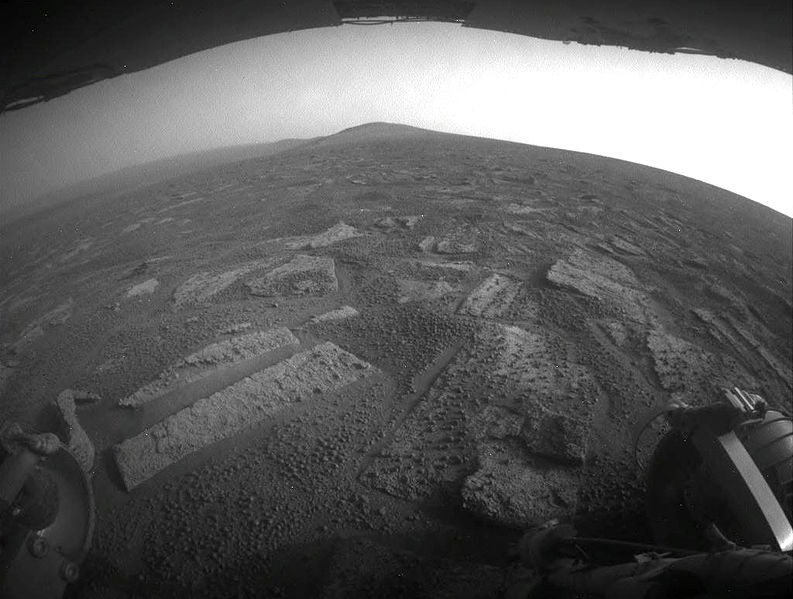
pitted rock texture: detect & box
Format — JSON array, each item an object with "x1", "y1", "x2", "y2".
[{"x1": 114, "y1": 342, "x2": 375, "y2": 489}]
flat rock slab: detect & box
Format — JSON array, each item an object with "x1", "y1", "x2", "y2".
[
  {"x1": 458, "y1": 273, "x2": 521, "y2": 318},
  {"x1": 114, "y1": 342, "x2": 375, "y2": 490},
  {"x1": 119, "y1": 327, "x2": 299, "y2": 408},
  {"x1": 548, "y1": 248, "x2": 639, "y2": 297},
  {"x1": 547, "y1": 249, "x2": 650, "y2": 321},
  {"x1": 247, "y1": 255, "x2": 338, "y2": 297},
  {"x1": 285, "y1": 222, "x2": 361, "y2": 249},
  {"x1": 172, "y1": 259, "x2": 277, "y2": 307}
]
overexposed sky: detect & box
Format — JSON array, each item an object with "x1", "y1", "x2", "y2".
[{"x1": 1, "y1": 22, "x2": 791, "y2": 216}]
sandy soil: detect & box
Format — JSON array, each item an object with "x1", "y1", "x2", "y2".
[{"x1": 0, "y1": 124, "x2": 790, "y2": 598}]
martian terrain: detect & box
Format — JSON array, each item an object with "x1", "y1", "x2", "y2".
[{"x1": 0, "y1": 122, "x2": 791, "y2": 598}]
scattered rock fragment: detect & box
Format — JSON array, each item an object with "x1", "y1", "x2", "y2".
[
  {"x1": 461, "y1": 440, "x2": 579, "y2": 528},
  {"x1": 285, "y1": 222, "x2": 361, "y2": 249},
  {"x1": 121, "y1": 261, "x2": 149, "y2": 280},
  {"x1": 504, "y1": 203, "x2": 545, "y2": 215},
  {"x1": 374, "y1": 216, "x2": 398, "y2": 230},
  {"x1": 311, "y1": 305, "x2": 359, "y2": 323},
  {"x1": 504, "y1": 221, "x2": 540, "y2": 239},
  {"x1": 55, "y1": 390, "x2": 97, "y2": 474},
  {"x1": 375, "y1": 215, "x2": 422, "y2": 230},
  {"x1": 395, "y1": 215, "x2": 422, "y2": 228},
  {"x1": 114, "y1": 342, "x2": 375, "y2": 490},
  {"x1": 11, "y1": 299, "x2": 74, "y2": 353},
  {"x1": 119, "y1": 327, "x2": 299, "y2": 408},
  {"x1": 0, "y1": 361, "x2": 14, "y2": 396},
  {"x1": 58, "y1": 239, "x2": 94, "y2": 262},
  {"x1": 396, "y1": 280, "x2": 454, "y2": 304},
  {"x1": 94, "y1": 358, "x2": 120, "y2": 374},
  {"x1": 221, "y1": 322, "x2": 253, "y2": 334},
  {"x1": 415, "y1": 259, "x2": 474, "y2": 272},
  {"x1": 70, "y1": 389, "x2": 102, "y2": 406},
  {"x1": 603, "y1": 321, "x2": 628, "y2": 346},
  {"x1": 469, "y1": 405, "x2": 524, "y2": 441},
  {"x1": 11, "y1": 324, "x2": 44, "y2": 353},
  {"x1": 418, "y1": 236, "x2": 436, "y2": 252},
  {"x1": 520, "y1": 406, "x2": 587, "y2": 465},
  {"x1": 126, "y1": 278, "x2": 159, "y2": 297},
  {"x1": 247, "y1": 255, "x2": 338, "y2": 297},
  {"x1": 436, "y1": 239, "x2": 478, "y2": 254},
  {"x1": 610, "y1": 236, "x2": 644, "y2": 255},
  {"x1": 647, "y1": 328, "x2": 714, "y2": 393}
]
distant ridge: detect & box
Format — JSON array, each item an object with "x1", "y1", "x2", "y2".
[
  {"x1": 10, "y1": 122, "x2": 435, "y2": 221},
  {"x1": 63, "y1": 137, "x2": 310, "y2": 196},
  {"x1": 308, "y1": 122, "x2": 435, "y2": 147},
  {"x1": 4, "y1": 137, "x2": 313, "y2": 222}
]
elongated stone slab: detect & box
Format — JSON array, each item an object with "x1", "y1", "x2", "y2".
[
  {"x1": 119, "y1": 328, "x2": 299, "y2": 408},
  {"x1": 311, "y1": 305, "x2": 359, "y2": 323},
  {"x1": 113, "y1": 342, "x2": 375, "y2": 490}
]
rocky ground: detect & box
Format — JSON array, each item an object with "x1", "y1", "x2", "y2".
[{"x1": 0, "y1": 124, "x2": 791, "y2": 598}]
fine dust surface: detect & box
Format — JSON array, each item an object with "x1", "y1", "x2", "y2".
[{"x1": 0, "y1": 124, "x2": 790, "y2": 598}]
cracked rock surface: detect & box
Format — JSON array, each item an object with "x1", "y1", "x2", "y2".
[{"x1": 0, "y1": 124, "x2": 789, "y2": 598}]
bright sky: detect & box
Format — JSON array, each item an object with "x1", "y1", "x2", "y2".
[{"x1": 1, "y1": 22, "x2": 791, "y2": 216}]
